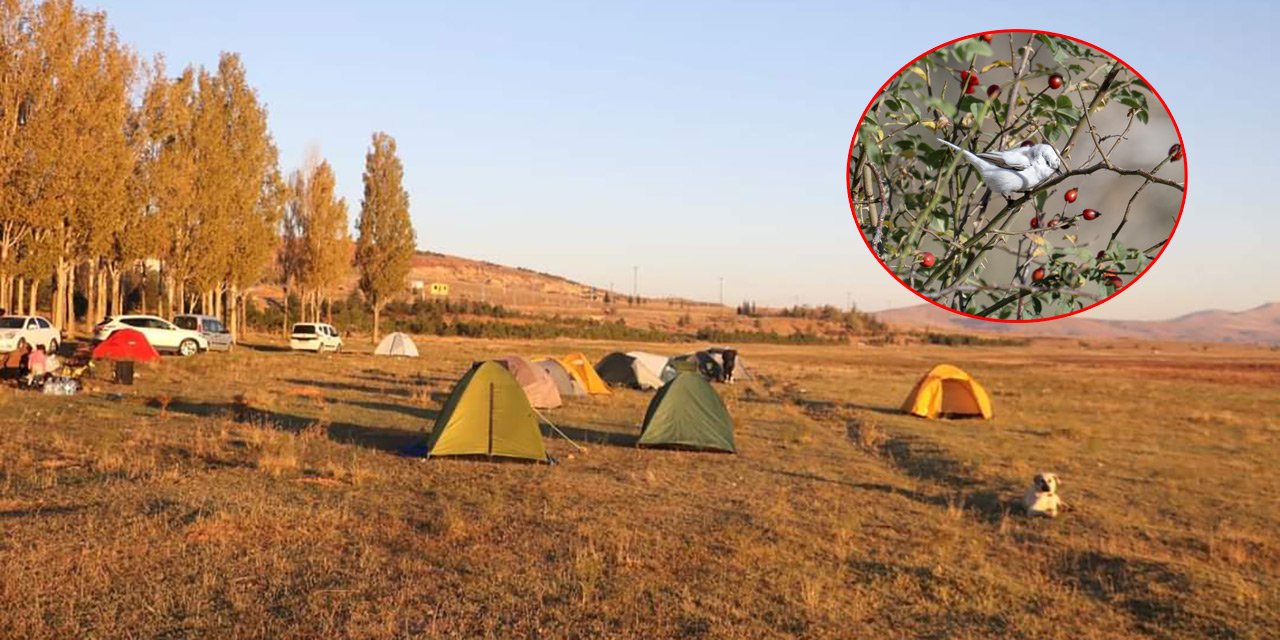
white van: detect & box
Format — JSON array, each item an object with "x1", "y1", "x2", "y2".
[{"x1": 289, "y1": 323, "x2": 343, "y2": 353}]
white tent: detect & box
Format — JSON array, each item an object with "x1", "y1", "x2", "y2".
[
  {"x1": 627, "y1": 351, "x2": 673, "y2": 388},
  {"x1": 374, "y1": 332, "x2": 420, "y2": 357}
]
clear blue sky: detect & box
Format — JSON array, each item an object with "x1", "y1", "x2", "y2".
[{"x1": 86, "y1": 0, "x2": 1279, "y2": 320}]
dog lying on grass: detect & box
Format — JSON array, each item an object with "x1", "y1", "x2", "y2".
[{"x1": 1023, "y1": 472, "x2": 1065, "y2": 517}]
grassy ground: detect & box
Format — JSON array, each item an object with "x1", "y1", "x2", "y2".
[{"x1": 1, "y1": 335, "x2": 1276, "y2": 638}]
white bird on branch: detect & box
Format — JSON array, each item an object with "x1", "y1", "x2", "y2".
[{"x1": 936, "y1": 138, "x2": 1065, "y2": 195}]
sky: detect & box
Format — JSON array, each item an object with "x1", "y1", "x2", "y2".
[{"x1": 84, "y1": 0, "x2": 1280, "y2": 320}]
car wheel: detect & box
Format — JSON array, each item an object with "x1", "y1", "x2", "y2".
[{"x1": 178, "y1": 339, "x2": 198, "y2": 357}]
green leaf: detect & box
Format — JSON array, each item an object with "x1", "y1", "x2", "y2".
[{"x1": 925, "y1": 97, "x2": 957, "y2": 119}]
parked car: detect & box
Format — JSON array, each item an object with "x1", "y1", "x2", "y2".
[
  {"x1": 0, "y1": 315, "x2": 61, "y2": 353},
  {"x1": 94, "y1": 315, "x2": 209, "y2": 356},
  {"x1": 289, "y1": 323, "x2": 343, "y2": 353},
  {"x1": 173, "y1": 314, "x2": 234, "y2": 352}
]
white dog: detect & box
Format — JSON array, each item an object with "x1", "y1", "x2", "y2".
[{"x1": 1023, "y1": 472, "x2": 1064, "y2": 518}]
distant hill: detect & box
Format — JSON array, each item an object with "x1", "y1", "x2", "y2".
[{"x1": 875, "y1": 303, "x2": 1280, "y2": 345}]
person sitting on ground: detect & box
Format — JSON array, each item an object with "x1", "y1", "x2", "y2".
[
  {"x1": 25, "y1": 344, "x2": 48, "y2": 386},
  {"x1": 44, "y1": 348, "x2": 61, "y2": 377},
  {"x1": 2, "y1": 337, "x2": 31, "y2": 380}
]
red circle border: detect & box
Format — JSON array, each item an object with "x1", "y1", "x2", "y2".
[{"x1": 845, "y1": 29, "x2": 1188, "y2": 324}]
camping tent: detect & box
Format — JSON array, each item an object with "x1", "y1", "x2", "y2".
[
  {"x1": 493, "y1": 355, "x2": 563, "y2": 409},
  {"x1": 901, "y1": 364, "x2": 993, "y2": 419},
  {"x1": 536, "y1": 359, "x2": 586, "y2": 397},
  {"x1": 91, "y1": 328, "x2": 160, "y2": 362},
  {"x1": 595, "y1": 351, "x2": 672, "y2": 390},
  {"x1": 423, "y1": 361, "x2": 549, "y2": 462},
  {"x1": 670, "y1": 347, "x2": 754, "y2": 383},
  {"x1": 374, "y1": 332, "x2": 419, "y2": 357},
  {"x1": 557, "y1": 352, "x2": 612, "y2": 395},
  {"x1": 638, "y1": 372, "x2": 736, "y2": 452}
]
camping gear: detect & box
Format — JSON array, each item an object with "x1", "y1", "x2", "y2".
[
  {"x1": 535, "y1": 359, "x2": 587, "y2": 397},
  {"x1": 115, "y1": 360, "x2": 135, "y2": 385},
  {"x1": 374, "y1": 331, "x2": 420, "y2": 357},
  {"x1": 901, "y1": 364, "x2": 993, "y2": 419},
  {"x1": 493, "y1": 355, "x2": 562, "y2": 409},
  {"x1": 91, "y1": 328, "x2": 160, "y2": 363},
  {"x1": 557, "y1": 353, "x2": 612, "y2": 395},
  {"x1": 595, "y1": 351, "x2": 673, "y2": 390},
  {"x1": 638, "y1": 372, "x2": 736, "y2": 452},
  {"x1": 41, "y1": 377, "x2": 79, "y2": 396},
  {"x1": 423, "y1": 361, "x2": 549, "y2": 462}
]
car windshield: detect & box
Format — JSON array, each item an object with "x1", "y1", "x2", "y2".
[
  {"x1": 0, "y1": 318, "x2": 26, "y2": 329},
  {"x1": 173, "y1": 317, "x2": 197, "y2": 330}
]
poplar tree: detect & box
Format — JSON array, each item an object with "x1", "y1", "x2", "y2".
[{"x1": 354, "y1": 132, "x2": 415, "y2": 343}]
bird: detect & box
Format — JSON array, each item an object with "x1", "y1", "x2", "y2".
[{"x1": 936, "y1": 138, "x2": 1065, "y2": 195}]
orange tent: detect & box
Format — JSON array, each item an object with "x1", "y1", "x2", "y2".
[
  {"x1": 901, "y1": 364, "x2": 992, "y2": 419},
  {"x1": 91, "y1": 328, "x2": 160, "y2": 363}
]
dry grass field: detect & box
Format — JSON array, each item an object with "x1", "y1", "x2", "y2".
[{"x1": 1, "y1": 335, "x2": 1277, "y2": 638}]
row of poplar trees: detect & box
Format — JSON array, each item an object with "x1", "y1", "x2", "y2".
[{"x1": 0, "y1": 0, "x2": 417, "y2": 342}]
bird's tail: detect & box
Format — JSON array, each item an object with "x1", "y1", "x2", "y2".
[{"x1": 936, "y1": 138, "x2": 963, "y2": 152}]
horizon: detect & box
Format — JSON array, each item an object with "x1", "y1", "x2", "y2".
[{"x1": 84, "y1": 0, "x2": 1280, "y2": 320}]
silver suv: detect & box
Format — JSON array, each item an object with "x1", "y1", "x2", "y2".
[{"x1": 173, "y1": 314, "x2": 234, "y2": 352}]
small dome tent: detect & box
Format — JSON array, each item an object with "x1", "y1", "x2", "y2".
[
  {"x1": 638, "y1": 372, "x2": 736, "y2": 452},
  {"x1": 536, "y1": 359, "x2": 586, "y2": 397},
  {"x1": 91, "y1": 328, "x2": 160, "y2": 362},
  {"x1": 557, "y1": 352, "x2": 612, "y2": 395},
  {"x1": 901, "y1": 364, "x2": 993, "y2": 419},
  {"x1": 374, "y1": 332, "x2": 420, "y2": 357},
  {"x1": 595, "y1": 351, "x2": 671, "y2": 390},
  {"x1": 493, "y1": 355, "x2": 563, "y2": 409},
  {"x1": 422, "y1": 361, "x2": 549, "y2": 462}
]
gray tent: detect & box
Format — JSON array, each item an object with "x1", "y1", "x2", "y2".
[{"x1": 536, "y1": 359, "x2": 586, "y2": 397}]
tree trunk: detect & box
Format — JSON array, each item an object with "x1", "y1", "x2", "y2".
[
  {"x1": 228, "y1": 283, "x2": 239, "y2": 342},
  {"x1": 372, "y1": 297, "x2": 381, "y2": 344},
  {"x1": 15, "y1": 277, "x2": 24, "y2": 315},
  {"x1": 28, "y1": 280, "x2": 37, "y2": 317},
  {"x1": 66, "y1": 264, "x2": 77, "y2": 337},
  {"x1": 54, "y1": 257, "x2": 67, "y2": 331},
  {"x1": 325, "y1": 293, "x2": 332, "y2": 324},
  {"x1": 86, "y1": 260, "x2": 97, "y2": 328},
  {"x1": 281, "y1": 287, "x2": 289, "y2": 337}
]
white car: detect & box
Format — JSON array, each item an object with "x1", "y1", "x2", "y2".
[
  {"x1": 0, "y1": 315, "x2": 61, "y2": 353},
  {"x1": 94, "y1": 315, "x2": 209, "y2": 356},
  {"x1": 289, "y1": 323, "x2": 343, "y2": 352}
]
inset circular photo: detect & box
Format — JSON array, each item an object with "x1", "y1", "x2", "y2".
[{"x1": 847, "y1": 31, "x2": 1186, "y2": 321}]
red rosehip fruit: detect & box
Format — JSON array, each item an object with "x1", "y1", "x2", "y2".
[
  {"x1": 1049, "y1": 73, "x2": 1064, "y2": 89},
  {"x1": 1030, "y1": 216, "x2": 1040, "y2": 229},
  {"x1": 986, "y1": 84, "x2": 1001, "y2": 99},
  {"x1": 1021, "y1": 140, "x2": 1035, "y2": 147},
  {"x1": 1169, "y1": 144, "x2": 1183, "y2": 162},
  {"x1": 980, "y1": 34, "x2": 993, "y2": 43},
  {"x1": 1107, "y1": 276, "x2": 1123, "y2": 287},
  {"x1": 920, "y1": 252, "x2": 936, "y2": 268},
  {"x1": 1064, "y1": 188, "x2": 1078, "y2": 203},
  {"x1": 1032, "y1": 267, "x2": 1046, "y2": 282},
  {"x1": 1082, "y1": 208, "x2": 1099, "y2": 220},
  {"x1": 1096, "y1": 250, "x2": 1107, "y2": 260}
]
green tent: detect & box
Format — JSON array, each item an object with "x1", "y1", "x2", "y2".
[
  {"x1": 638, "y1": 372, "x2": 736, "y2": 452},
  {"x1": 424, "y1": 361, "x2": 549, "y2": 462}
]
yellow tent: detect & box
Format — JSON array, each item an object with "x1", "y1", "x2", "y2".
[
  {"x1": 425, "y1": 361, "x2": 549, "y2": 462},
  {"x1": 558, "y1": 352, "x2": 612, "y2": 395},
  {"x1": 901, "y1": 364, "x2": 993, "y2": 419}
]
